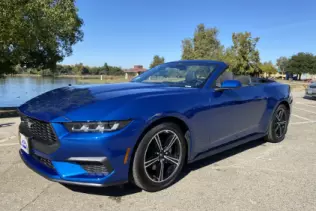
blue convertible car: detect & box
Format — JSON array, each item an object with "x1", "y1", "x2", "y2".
[{"x1": 18, "y1": 60, "x2": 292, "y2": 191}]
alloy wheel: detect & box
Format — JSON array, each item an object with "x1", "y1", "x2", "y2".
[
  {"x1": 143, "y1": 130, "x2": 182, "y2": 183},
  {"x1": 274, "y1": 108, "x2": 288, "y2": 138}
]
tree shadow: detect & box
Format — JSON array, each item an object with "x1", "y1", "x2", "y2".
[
  {"x1": 64, "y1": 138, "x2": 266, "y2": 197},
  {"x1": 0, "y1": 122, "x2": 15, "y2": 128}
]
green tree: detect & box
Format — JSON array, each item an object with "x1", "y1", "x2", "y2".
[
  {"x1": 56, "y1": 64, "x2": 73, "y2": 75},
  {"x1": 0, "y1": 0, "x2": 83, "y2": 76},
  {"x1": 276, "y1": 56, "x2": 289, "y2": 75},
  {"x1": 81, "y1": 67, "x2": 89, "y2": 75},
  {"x1": 107, "y1": 66, "x2": 121, "y2": 75},
  {"x1": 229, "y1": 32, "x2": 261, "y2": 76},
  {"x1": 286, "y1": 52, "x2": 316, "y2": 80},
  {"x1": 103, "y1": 62, "x2": 110, "y2": 74},
  {"x1": 73, "y1": 63, "x2": 84, "y2": 75},
  {"x1": 150, "y1": 55, "x2": 165, "y2": 68},
  {"x1": 181, "y1": 24, "x2": 223, "y2": 60},
  {"x1": 193, "y1": 24, "x2": 223, "y2": 60},
  {"x1": 221, "y1": 47, "x2": 236, "y2": 68},
  {"x1": 260, "y1": 62, "x2": 277, "y2": 76},
  {"x1": 181, "y1": 39, "x2": 194, "y2": 60}
]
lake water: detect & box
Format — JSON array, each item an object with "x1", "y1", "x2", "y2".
[{"x1": 0, "y1": 77, "x2": 79, "y2": 107}]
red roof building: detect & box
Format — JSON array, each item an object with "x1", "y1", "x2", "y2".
[{"x1": 124, "y1": 65, "x2": 147, "y2": 79}]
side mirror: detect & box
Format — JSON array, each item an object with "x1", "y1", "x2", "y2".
[{"x1": 215, "y1": 80, "x2": 241, "y2": 91}]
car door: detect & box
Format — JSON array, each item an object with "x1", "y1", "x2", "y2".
[{"x1": 204, "y1": 76, "x2": 267, "y2": 150}]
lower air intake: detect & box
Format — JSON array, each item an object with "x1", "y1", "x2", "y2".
[{"x1": 76, "y1": 161, "x2": 110, "y2": 175}]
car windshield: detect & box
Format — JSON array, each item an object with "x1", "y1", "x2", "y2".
[{"x1": 131, "y1": 62, "x2": 217, "y2": 88}]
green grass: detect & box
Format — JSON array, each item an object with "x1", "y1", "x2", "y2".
[{"x1": 76, "y1": 77, "x2": 128, "y2": 84}]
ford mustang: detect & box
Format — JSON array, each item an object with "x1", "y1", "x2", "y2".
[{"x1": 18, "y1": 60, "x2": 292, "y2": 192}]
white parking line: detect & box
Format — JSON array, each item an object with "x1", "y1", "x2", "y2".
[
  {"x1": 0, "y1": 135, "x2": 16, "y2": 143},
  {"x1": 0, "y1": 143, "x2": 18, "y2": 147},
  {"x1": 293, "y1": 107, "x2": 316, "y2": 115},
  {"x1": 291, "y1": 114, "x2": 312, "y2": 121},
  {"x1": 295, "y1": 102, "x2": 316, "y2": 108},
  {"x1": 290, "y1": 121, "x2": 316, "y2": 125}
]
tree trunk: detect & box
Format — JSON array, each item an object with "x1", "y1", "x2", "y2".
[{"x1": 298, "y1": 73, "x2": 301, "y2": 80}]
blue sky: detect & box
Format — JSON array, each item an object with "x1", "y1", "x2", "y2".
[{"x1": 62, "y1": 0, "x2": 316, "y2": 68}]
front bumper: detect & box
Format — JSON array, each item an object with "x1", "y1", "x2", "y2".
[
  {"x1": 305, "y1": 92, "x2": 316, "y2": 97},
  {"x1": 19, "y1": 150, "x2": 119, "y2": 187},
  {"x1": 19, "y1": 119, "x2": 144, "y2": 187}
]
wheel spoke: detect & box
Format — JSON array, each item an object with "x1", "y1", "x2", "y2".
[
  {"x1": 164, "y1": 155, "x2": 180, "y2": 166},
  {"x1": 154, "y1": 135, "x2": 163, "y2": 151},
  {"x1": 164, "y1": 134, "x2": 178, "y2": 152},
  {"x1": 277, "y1": 110, "x2": 284, "y2": 122},
  {"x1": 145, "y1": 156, "x2": 159, "y2": 168},
  {"x1": 279, "y1": 121, "x2": 287, "y2": 125},
  {"x1": 274, "y1": 124, "x2": 280, "y2": 133},
  {"x1": 158, "y1": 161, "x2": 164, "y2": 181},
  {"x1": 278, "y1": 125, "x2": 283, "y2": 137},
  {"x1": 276, "y1": 111, "x2": 281, "y2": 121}
]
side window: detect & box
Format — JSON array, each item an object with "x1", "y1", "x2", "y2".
[
  {"x1": 234, "y1": 75, "x2": 252, "y2": 86},
  {"x1": 187, "y1": 65, "x2": 215, "y2": 81},
  {"x1": 213, "y1": 70, "x2": 234, "y2": 88},
  {"x1": 212, "y1": 70, "x2": 252, "y2": 88}
]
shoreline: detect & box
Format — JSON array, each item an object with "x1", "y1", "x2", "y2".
[
  {"x1": 6, "y1": 74, "x2": 126, "y2": 79},
  {"x1": 0, "y1": 108, "x2": 19, "y2": 118}
]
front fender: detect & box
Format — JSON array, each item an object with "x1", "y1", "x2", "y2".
[{"x1": 107, "y1": 92, "x2": 206, "y2": 162}]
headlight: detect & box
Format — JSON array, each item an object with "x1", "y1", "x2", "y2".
[{"x1": 64, "y1": 120, "x2": 131, "y2": 133}]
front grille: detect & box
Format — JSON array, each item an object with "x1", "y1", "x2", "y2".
[
  {"x1": 76, "y1": 161, "x2": 109, "y2": 175},
  {"x1": 20, "y1": 115, "x2": 57, "y2": 145},
  {"x1": 33, "y1": 154, "x2": 54, "y2": 169}
]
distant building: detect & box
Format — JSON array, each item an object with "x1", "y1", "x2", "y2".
[{"x1": 124, "y1": 65, "x2": 147, "y2": 79}]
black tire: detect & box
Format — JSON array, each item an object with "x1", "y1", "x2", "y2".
[
  {"x1": 265, "y1": 104, "x2": 290, "y2": 143},
  {"x1": 132, "y1": 122, "x2": 187, "y2": 192}
]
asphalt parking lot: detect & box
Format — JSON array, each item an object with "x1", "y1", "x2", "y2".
[{"x1": 1, "y1": 91, "x2": 316, "y2": 211}]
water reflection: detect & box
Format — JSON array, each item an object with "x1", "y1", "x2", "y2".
[{"x1": 0, "y1": 77, "x2": 78, "y2": 107}]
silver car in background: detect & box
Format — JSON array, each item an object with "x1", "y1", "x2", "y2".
[{"x1": 305, "y1": 82, "x2": 316, "y2": 98}]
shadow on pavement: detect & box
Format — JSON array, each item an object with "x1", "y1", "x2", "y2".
[
  {"x1": 0, "y1": 122, "x2": 15, "y2": 128},
  {"x1": 64, "y1": 138, "x2": 266, "y2": 197},
  {"x1": 63, "y1": 183, "x2": 142, "y2": 198},
  {"x1": 303, "y1": 96, "x2": 316, "y2": 100},
  {"x1": 181, "y1": 138, "x2": 266, "y2": 176}
]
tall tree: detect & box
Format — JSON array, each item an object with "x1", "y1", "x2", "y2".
[
  {"x1": 181, "y1": 39, "x2": 194, "y2": 60},
  {"x1": 276, "y1": 57, "x2": 289, "y2": 75},
  {"x1": 150, "y1": 55, "x2": 165, "y2": 68},
  {"x1": 193, "y1": 24, "x2": 223, "y2": 60},
  {"x1": 260, "y1": 61, "x2": 277, "y2": 76},
  {"x1": 286, "y1": 52, "x2": 316, "y2": 80},
  {"x1": 0, "y1": 0, "x2": 83, "y2": 75},
  {"x1": 103, "y1": 62, "x2": 110, "y2": 74},
  {"x1": 181, "y1": 24, "x2": 223, "y2": 60},
  {"x1": 230, "y1": 32, "x2": 261, "y2": 76},
  {"x1": 221, "y1": 47, "x2": 236, "y2": 68}
]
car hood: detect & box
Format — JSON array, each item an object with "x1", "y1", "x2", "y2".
[{"x1": 18, "y1": 82, "x2": 195, "y2": 122}]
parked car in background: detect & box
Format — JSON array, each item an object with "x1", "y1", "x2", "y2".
[
  {"x1": 305, "y1": 81, "x2": 316, "y2": 98},
  {"x1": 18, "y1": 60, "x2": 292, "y2": 192}
]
